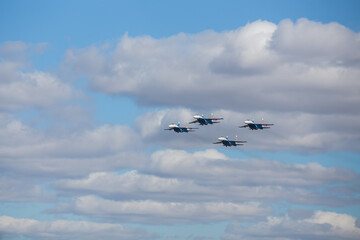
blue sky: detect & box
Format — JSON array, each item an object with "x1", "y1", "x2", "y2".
[{"x1": 1, "y1": 1, "x2": 360, "y2": 239}]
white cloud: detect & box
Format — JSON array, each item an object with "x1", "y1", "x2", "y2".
[
  {"x1": 147, "y1": 149, "x2": 356, "y2": 187},
  {"x1": 64, "y1": 19, "x2": 360, "y2": 114},
  {"x1": 0, "y1": 116, "x2": 146, "y2": 179},
  {"x1": 53, "y1": 170, "x2": 358, "y2": 207},
  {"x1": 209, "y1": 20, "x2": 278, "y2": 75},
  {"x1": 54, "y1": 170, "x2": 207, "y2": 201},
  {"x1": 271, "y1": 19, "x2": 360, "y2": 65},
  {"x1": 53, "y1": 195, "x2": 269, "y2": 224},
  {"x1": 0, "y1": 120, "x2": 141, "y2": 158},
  {"x1": 52, "y1": 149, "x2": 359, "y2": 207},
  {"x1": 0, "y1": 216, "x2": 157, "y2": 240},
  {"x1": 305, "y1": 211, "x2": 360, "y2": 234},
  {"x1": 0, "y1": 71, "x2": 75, "y2": 111},
  {"x1": 223, "y1": 211, "x2": 360, "y2": 240},
  {"x1": 0, "y1": 42, "x2": 78, "y2": 112}
]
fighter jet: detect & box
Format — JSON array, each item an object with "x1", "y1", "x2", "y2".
[
  {"x1": 213, "y1": 136, "x2": 247, "y2": 147},
  {"x1": 189, "y1": 113, "x2": 223, "y2": 125},
  {"x1": 239, "y1": 119, "x2": 274, "y2": 130},
  {"x1": 164, "y1": 123, "x2": 198, "y2": 133}
]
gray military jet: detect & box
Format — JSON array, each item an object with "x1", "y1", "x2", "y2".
[
  {"x1": 213, "y1": 136, "x2": 247, "y2": 147},
  {"x1": 189, "y1": 113, "x2": 223, "y2": 126},
  {"x1": 239, "y1": 119, "x2": 274, "y2": 130},
  {"x1": 164, "y1": 123, "x2": 198, "y2": 133}
]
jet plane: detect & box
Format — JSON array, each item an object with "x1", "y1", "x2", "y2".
[
  {"x1": 164, "y1": 123, "x2": 198, "y2": 133},
  {"x1": 213, "y1": 136, "x2": 247, "y2": 147},
  {"x1": 239, "y1": 119, "x2": 274, "y2": 130},
  {"x1": 189, "y1": 113, "x2": 224, "y2": 125}
]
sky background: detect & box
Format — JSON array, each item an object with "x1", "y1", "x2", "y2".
[{"x1": 1, "y1": 0, "x2": 360, "y2": 239}]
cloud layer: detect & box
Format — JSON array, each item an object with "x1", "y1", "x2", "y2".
[
  {"x1": 65, "y1": 19, "x2": 360, "y2": 114},
  {"x1": 52, "y1": 149, "x2": 359, "y2": 224},
  {"x1": 223, "y1": 211, "x2": 360, "y2": 240},
  {"x1": 0, "y1": 216, "x2": 157, "y2": 240}
]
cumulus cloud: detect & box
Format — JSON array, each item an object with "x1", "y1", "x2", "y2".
[
  {"x1": 223, "y1": 210, "x2": 360, "y2": 240},
  {"x1": 0, "y1": 114, "x2": 149, "y2": 202},
  {"x1": 0, "y1": 71, "x2": 75, "y2": 111},
  {"x1": 54, "y1": 170, "x2": 207, "y2": 201},
  {"x1": 0, "y1": 116, "x2": 146, "y2": 179},
  {"x1": 0, "y1": 216, "x2": 157, "y2": 240},
  {"x1": 146, "y1": 149, "x2": 356, "y2": 187},
  {"x1": 53, "y1": 195, "x2": 269, "y2": 224},
  {"x1": 64, "y1": 19, "x2": 360, "y2": 114},
  {"x1": 52, "y1": 149, "x2": 359, "y2": 208},
  {"x1": 0, "y1": 119, "x2": 141, "y2": 158},
  {"x1": 0, "y1": 42, "x2": 77, "y2": 112},
  {"x1": 271, "y1": 19, "x2": 360, "y2": 65}
]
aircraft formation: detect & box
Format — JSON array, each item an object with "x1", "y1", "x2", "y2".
[{"x1": 165, "y1": 114, "x2": 274, "y2": 147}]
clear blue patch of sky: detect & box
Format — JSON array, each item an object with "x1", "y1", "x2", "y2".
[
  {"x1": 91, "y1": 93, "x2": 144, "y2": 125},
  {"x1": 87, "y1": 91, "x2": 167, "y2": 126},
  {"x1": 1, "y1": 0, "x2": 359, "y2": 45}
]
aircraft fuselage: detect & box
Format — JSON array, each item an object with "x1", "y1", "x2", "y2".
[
  {"x1": 173, "y1": 127, "x2": 190, "y2": 133},
  {"x1": 248, "y1": 123, "x2": 264, "y2": 130},
  {"x1": 197, "y1": 118, "x2": 214, "y2": 125},
  {"x1": 221, "y1": 140, "x2": 238, "y2": 147}
]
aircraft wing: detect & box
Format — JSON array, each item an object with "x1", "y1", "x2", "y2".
[
  {"x1": 185, "y1": 127, "x2": 198, "y2": 132},
  {"x1": 207, "y1": 117, "x2": 224, "y2": 120},
  {"x1": 189, "y1": 120, "x2": 198, "y2": 124},
  {"x1": 239, "y1": 125, "x2": 248, "y2": 128},
  {"x1": 213, "y1": 141, "x2": 222, "y2": 144},
  {"x1": 235, "y1": 140, "x2": 247, "y2": 143},
  {"x1": 260, "y1": 123, "x2": 274, "y2": 126}
]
